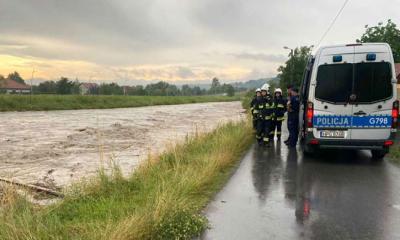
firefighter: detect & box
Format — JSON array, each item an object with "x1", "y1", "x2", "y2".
[
  {"x1": 261, "y1": 84, "x2": 273, "y2": 146},
  {"x1": 271, "y1": 88, "x2": 286, "y2": 141},
  {"x1": 250, "y1": 88, "x2": 261, "y2": 129},
  {"x1": 253, "y1": 87, "x2": 266, "y2": 145},
  {"x1": 287, "y1": 88, "x2": 300, "y2": 148}
]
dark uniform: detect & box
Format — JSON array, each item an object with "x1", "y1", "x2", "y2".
[
  {"x1": 284, "y1": 85, "x2": 293, "y2": 144},
  {"x1": 287, "y1": 92, "x2": 300, "y2": 147},
  {"x1": 271, "y1": 95, "x2": 287, "y2": 141},
  {"x1": 250, "y1": 96, "x2": 257, "y2": 129},
  {"x1": 253, "y1": 96, "x2": 267, "y2": 145},
  {"x1": 263, "y1": 94, "x2": 274, "y2": 144}
]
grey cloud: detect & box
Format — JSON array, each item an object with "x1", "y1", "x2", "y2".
[
  {"x1": 0, "y1": 0, "x2": 399, "y2": 81},
  {"x1": 231, "y1": 52, "x2": 286, "y2": 63},
  {"x1": 0, "y1": 0, "x2": 196, "y2": 64},
  {"x1": 176, "y1": 67, "x2": 195, "y2": 79}
]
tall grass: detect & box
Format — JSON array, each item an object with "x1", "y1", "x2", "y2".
[
  {"x1": 389, "y1": 144, "x2": 400, "y2": 164},
  {"x1": 0, "y1": 120, "x2": 253, "y2": 239},
  {"x1": 0, "y1": 95, "x2": 241, "y2": 112}
]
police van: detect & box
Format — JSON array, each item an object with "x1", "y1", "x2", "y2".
[{"x1": 299, "y1": 43, "x2": 399, "y2": 159}]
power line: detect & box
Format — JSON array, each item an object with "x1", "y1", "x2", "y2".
[{"x1": 315, "y1": 0, "x2": 350, "y2": 48}]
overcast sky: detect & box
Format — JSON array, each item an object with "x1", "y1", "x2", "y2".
[{"x1": 0, "y1": 0, "x2": 399, "y2": 83}]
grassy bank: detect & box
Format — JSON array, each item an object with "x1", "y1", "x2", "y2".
[
  {"x1": 0, "y1": 120, "x2": 253, "y2": 239},
  {"x1": 389, "y1": 144, "x2": 400, "y2": 164},
  {"x1": 0, "y1": 95, "x2": 241, "y2": 111}
]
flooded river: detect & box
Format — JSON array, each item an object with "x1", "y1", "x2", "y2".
[{"x1": 0, "y1": 102, "x2": 244, "y2": 188}]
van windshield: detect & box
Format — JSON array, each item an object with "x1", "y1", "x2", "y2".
[
  {"x1": 315, "y1": 62, "x2": 393, "y2": 103},
  {"x1": 353, "y1": 62, "x2": 392, "y2": 103},
  {"x1": 315, "y1": 64, "x2": 353, "y2": 103}
]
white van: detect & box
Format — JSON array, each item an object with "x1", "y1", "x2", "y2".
[{"x1": 299, "y1": 43, "x2": 399, "y2": 159}]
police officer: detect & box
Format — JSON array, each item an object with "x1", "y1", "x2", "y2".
[
  {"x1": 261, "y1": 84, "x2": 273, "y2": 146},
  {"x1": 284, "y1": 85, "x2": 293, "y2": 145},
  {"x1": 250, "y1": 89, "x2": 261, "y2": 129},
  {"x1": 253, "y1": 88, "x2": 266, "y2": 145},
  {"x1": 271, "y1": 88, "x2": 287, "y2": 141},
  {"x1": 287, "y1": 88, "x2": 300, "y2": 148}
]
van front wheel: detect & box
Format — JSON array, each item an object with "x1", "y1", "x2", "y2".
[{"x1": 371, "y1": 150, "x2": 387, "y2": 160}]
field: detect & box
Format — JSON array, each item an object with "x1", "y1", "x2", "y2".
[
  {"x1": 0, "y1": 94, "x2": 241, "y2": 111},
  {"x1": 0, "y1": 119, "x2": 253, "y2": 239}
]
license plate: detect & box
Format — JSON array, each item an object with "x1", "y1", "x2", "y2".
[{"x1": 320, "y1": 130, "x2": 345, "y2": 138}]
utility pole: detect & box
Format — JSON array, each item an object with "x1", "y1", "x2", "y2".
[{"x1": 283, "y1": 46, "x2": 294, "y2": 86}]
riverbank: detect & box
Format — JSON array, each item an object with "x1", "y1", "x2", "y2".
[
  {"x1": 0, "y1": 120, "x2": 253, "y2": 239},
  {"x1": 0, "y1": 95, "x2": 240, "y2": 111}
]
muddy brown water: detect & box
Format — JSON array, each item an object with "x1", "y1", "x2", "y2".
[{"x1": 0, "y1": 101, "x2": 244, "y2": 188}]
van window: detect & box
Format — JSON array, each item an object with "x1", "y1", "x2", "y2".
[
  {"x1": 315, "y1": 64, "x2": 352, "y2": 103},
  {"x1": 353, "y1": 62, "x2": 392, "y2": 103}
]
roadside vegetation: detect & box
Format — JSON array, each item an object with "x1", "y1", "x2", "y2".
[
  {"x1": 0, "y1": 94, "x2": 241, "y2": 111},
  {"x1": 0, "y1": 119, "x2": 253, "y2": 240},
  {"x1": 389, "y1": 142, "x2": 400, "y2": 164}
]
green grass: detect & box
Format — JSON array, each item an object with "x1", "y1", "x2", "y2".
[
  {"x1": 0, "y1": 95, "x2": 241, "y2": 111},
  {"x1": 0, "y1": 120, "x2": 253, "y2": 239},
  {"x1": 389, "y1": 144, "x2": 400, "y2": 164}
]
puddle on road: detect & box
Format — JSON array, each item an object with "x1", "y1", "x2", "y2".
[{"x1": 0, "y1": 102, "x2": 244, "y2": 188}]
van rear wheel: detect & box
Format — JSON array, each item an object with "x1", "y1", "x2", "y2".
[{"x1": 371, "y1": 150, "x2": 386, "y2": 160}]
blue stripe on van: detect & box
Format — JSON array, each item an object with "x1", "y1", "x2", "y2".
[{"x1": 313, "y1": 115, "x2": 392, "y2": 128}]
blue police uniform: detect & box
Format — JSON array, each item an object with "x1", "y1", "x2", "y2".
[{"x1": 287, "y1": 94, "x2": 300, "y2": 147}]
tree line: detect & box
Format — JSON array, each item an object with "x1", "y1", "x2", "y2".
[{"x1": 0, "y1": 73, "x2": 236, "y2": 96}]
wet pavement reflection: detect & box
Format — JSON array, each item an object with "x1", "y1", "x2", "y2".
[{"x1": 201, "y1": 131, "x2": 400, "y2": 240}]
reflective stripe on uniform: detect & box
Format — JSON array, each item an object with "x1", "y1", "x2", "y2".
[
  {"x1": 256, "y1": 135, "x2": 262, "y2": 139},
  {"x1": 263, "y1": 137, "x2": 269, "y2": 142},
  {"x1": 277, "y1": 104, "x2": 285, "y2": 108},
  {"x1": 265, "y1": 116, "x2": 272, "y2": 120},
  {"x1": 277, "y1": 117, "x2": 285, "y2": 121},
  {"x1": 253, "y1": 110, "x2": 259, "y2": 114}
]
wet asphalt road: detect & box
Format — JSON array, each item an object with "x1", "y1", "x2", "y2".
[{"x1": 201, "y1": 129, "x2": 400, "y2": 240}]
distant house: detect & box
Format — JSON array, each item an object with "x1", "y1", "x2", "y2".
[
  {"x1": 396, "y1": 63, "x2": 400, "y2": 89},
  {"x1": 80, "y1": 82, "x2": 98, "y2": 95},
  {"x1": 0, "y1": 79, "x2": 31, "y2": 94}
]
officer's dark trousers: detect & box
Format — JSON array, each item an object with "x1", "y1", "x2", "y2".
[{"x1": 288, "y1": 118, "x2": 299, "y2": 147}]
